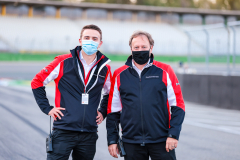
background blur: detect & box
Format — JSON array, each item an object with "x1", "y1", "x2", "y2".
[{"x1": 0, "y1": 0, "x2": 240, "y2": 160}]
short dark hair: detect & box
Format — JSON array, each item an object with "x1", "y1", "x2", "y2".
[{"x1": 80, "y1": 24, "x2": 102, "y2": 40}]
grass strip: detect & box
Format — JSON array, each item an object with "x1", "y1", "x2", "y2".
[{"x1": 0, "y1": 52, "x2": 239, "y2": 63}]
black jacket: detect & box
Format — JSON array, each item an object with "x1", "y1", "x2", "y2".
[
  {"x1": 31, "y1": 46, "x2": 111, "y2": 132},
  {"x1": 106, "y1": 54, "x2": 185, "y2": 145}
]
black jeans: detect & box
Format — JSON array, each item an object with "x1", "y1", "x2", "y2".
[
  {"x1": 123, "y1": 142, "x2": 176, "y2": 160},
  {"x1": 47, "y1": 129, "x2": 98, "y2": 160}
]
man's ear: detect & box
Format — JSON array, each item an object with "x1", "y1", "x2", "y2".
[
  {"x1": 79, "y1": 39, "x2": 82, "y2": 46},
  {"x1": 98, "y1": 41, "x2": 103, "y2": 49},
  {"x1": 150, "y1": 45, "x2": 153, "y2": 53}
]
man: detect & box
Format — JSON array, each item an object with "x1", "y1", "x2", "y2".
[
  {"x1": 107, "y1": 31, "x2": 185, "y2": 160},
  {"x1": 31, "y1": 24, "x2": 111, "y2": 160}
]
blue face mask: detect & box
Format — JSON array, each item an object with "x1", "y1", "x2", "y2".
[{"x1": 82, "y1": 40, "x2": 99, "y2": 55}]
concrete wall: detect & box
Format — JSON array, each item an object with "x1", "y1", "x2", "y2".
[{"x1": 177, "y1": 74, "x2": 240, "y2": 110}]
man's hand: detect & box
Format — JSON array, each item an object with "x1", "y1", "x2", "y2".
[
  {"x1": 48, "y1": 107, "x2": 65, "y2": 121},
  {"x1": 108, "y1": 144, "x2": 119, "y2": 158},
  {"x1": 166, "y1": 137, "x2": 178, "y2": 152},
  {"x1": 96, "y1": 110, "x2": 103, "y2": 125}
]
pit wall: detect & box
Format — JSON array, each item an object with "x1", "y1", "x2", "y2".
[{"x1": 177, "y1": 74, "x2": 240, "y2": 110}]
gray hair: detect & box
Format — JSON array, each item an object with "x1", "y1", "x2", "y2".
[{"x1": 129, "y1": 30, "x2": 154, "y2": 47}]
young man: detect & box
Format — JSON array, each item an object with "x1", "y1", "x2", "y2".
[
  {"x1": 31, "y1": 24, "x2": 111, "y2": 160},
  {"x1": 107, "y1": 31, "x2": 185, "y2": 160}
]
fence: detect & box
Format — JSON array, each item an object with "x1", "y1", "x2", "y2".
[{"x1": 183, "y1": 21, "x2": 240, "y2": 76}]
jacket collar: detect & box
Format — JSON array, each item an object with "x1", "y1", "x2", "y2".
[{"x1": 70, "y1": 46, "x2": 111, "y2": 93}]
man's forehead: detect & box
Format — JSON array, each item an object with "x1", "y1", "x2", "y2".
[
  {"x1": 132, "y1": 35, "x2": 149, "y2": 45},
  {"x1": 82, "y1": 29, "x2": 100, "y2": 38}
]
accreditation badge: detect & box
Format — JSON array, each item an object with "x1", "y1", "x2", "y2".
[{"x1": 82, "y1": 93, "x2": 89, "y2": 105}]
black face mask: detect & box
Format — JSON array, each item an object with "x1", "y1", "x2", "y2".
[{"x1": 132, "y1": 50, "x2": 150, "y2": 65}]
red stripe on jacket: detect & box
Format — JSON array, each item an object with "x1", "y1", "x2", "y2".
[
  {"x1": 31, "y1": 54, "x2": 72, "y2": 109},
  {"x1": 103, "y1": 64, "x2": 112, "y2": 87},
  {"x1": 31, "y1": 54, "x2": 72, "y2": 89},
  {"x1": 153, "y1": 60, "x2": 185, "y2": 111},
  {"x1": 107, "y1": 65, "x2": 129, "y2": 114},
  {"x1": 84, "y1": 55, "x2": 105, "y2": 85}
]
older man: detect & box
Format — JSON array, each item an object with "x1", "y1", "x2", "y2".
[{"x1": 107, "y1": 31, "x2": 185, "y2": 160}]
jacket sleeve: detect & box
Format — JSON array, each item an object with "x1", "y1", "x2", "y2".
[
  {"x1": 98, "y1": 64, "x2": 112, "y2": 119},
  {"x1": 31, "y1": 56, "x2": 63, "y2": 115},
  {"x1": 165, "y1": 65, "x2": 185, "y2": 140},
  {"x1": 106, "y1": 70, "x2": 122, "y2": 145}
]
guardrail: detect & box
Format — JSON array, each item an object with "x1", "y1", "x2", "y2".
[{"x1": 183, "y1": 21, "x2": 240, "y2": 75}]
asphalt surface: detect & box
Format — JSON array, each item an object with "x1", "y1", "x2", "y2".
[{"x1": 0, "y1": 61, "x2": 240, "y2": 160}]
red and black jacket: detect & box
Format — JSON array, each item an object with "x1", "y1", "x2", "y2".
[
  {"x1": 106, "y1": 54, "x2": 185, "y2": 145},
  {"x1": 31, "y1": 46, "x2": 111, "y2": 132}
]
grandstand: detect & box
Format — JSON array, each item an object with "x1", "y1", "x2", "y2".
[
  {"x1": 1, "y1": 15, "x2": 240, "y2": 56},
  {"x1": 0, "y1": 16, "x2": 204, "y2": 54},
  {"x1": 1, "y1": 0, "x2": 240, "y2": 56}
]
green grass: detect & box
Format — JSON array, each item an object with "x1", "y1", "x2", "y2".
[
  {"x1": 0, "y1": 52, "x2": 188, "y2": 62},
  {"x1": 0, "y1": 52, "x2": 61, "y2": 61},
  {"x1": 0, "y1": 52, "x2": 239, "y2": 63},
  {"x1": 106, "y1": 54, "x2": 188, "y2": 62}
]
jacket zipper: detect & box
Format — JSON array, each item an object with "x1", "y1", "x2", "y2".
[
  {"x1": 73, "y1": 51, "x2": 110, "y2": 132},
  {"x1": 75, "y1": 57, "x2": 86, "y2": 132},
  {"x1": 78, "y1": 56, "x2": 102, "y2": 132},
  {"x1": 81, "y1": 100, "x2": 86, "y2": 132},
  {"x1": 139, "y1": 74, "x2": 145, "y2": 146},
  {"x1": 81, "y1": 87, "x2": 87, "y2": 132},
  {"x1": 80, "y1": 59, "x2": 111, "y2": 132}
]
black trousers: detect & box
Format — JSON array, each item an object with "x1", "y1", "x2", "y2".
[
  {"x1": 123, "y1": 142, "x2": 176, "y2": 160},
  {"x1": 47, "y1": 129, "x2": 98, "y2": 160}
]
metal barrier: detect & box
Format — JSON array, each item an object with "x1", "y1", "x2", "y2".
[{"x1": 184, "y1": 22, "x2": 240, "y2": 76}]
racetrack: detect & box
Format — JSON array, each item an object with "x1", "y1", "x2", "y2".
[{"x1": 0, "y1": 62, "x2": 240, "y2": 160}]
